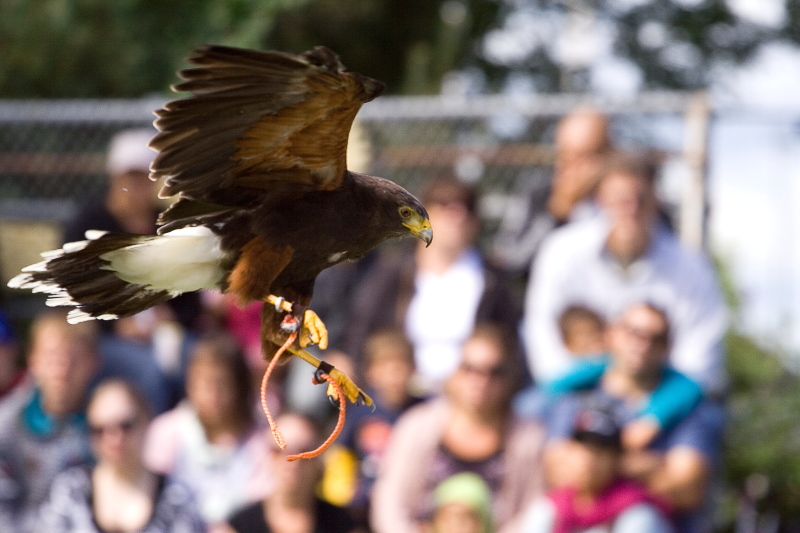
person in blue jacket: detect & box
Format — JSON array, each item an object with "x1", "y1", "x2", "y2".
[{"x1": 517, "y1": 303, "x2": 703, "y2": 448}]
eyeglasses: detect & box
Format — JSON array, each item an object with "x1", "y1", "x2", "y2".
[
  {"x1": 458, "y1": 362, "x2": 509, "y2": 379},
  {"x1": 89, "y1": 417, "x2": 139, "y2": 438},
  {"x1": 620, "y1": 324, "x2": 668, "y2": 346}
]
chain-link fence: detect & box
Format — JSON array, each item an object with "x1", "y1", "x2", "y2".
[
  {"x1": 0, "y1": 92, "x2": 707, "y2": 313},
  {"x1": 0, "y1": 92, "x2": 706, "y2": 219}
]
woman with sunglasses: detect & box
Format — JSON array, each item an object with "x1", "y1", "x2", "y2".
[
  {"x1": 38, "y1": 378, "x2": 204, "y2": 532},
  {"x1": 371, "y1": 324, "x2": 545, "y2": 533}
]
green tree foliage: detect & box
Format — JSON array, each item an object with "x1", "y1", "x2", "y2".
[
  {"x1": 0, "y1": 0, "x2": 498, "y2": 97},
  {"x1": 1, "y1": 0, "x2": 797, "y2": 97},
  {"x1": 716, "y1": 258, "x2": 800, "y2": 524},
  {"x1": 0, "y1": 0, "x2": 307, "y2": 97},
  {"x1": 263, "y1": 0, "x2": 499, "y2": 94}
]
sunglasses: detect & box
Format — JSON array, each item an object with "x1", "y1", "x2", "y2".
[
  {"x1": 89, "y1": 417, "x2": 139, "y2": 438},
  {"x1": 459, "y1": 362, "x2": 509, "y2": 379},
  {"x1": 620, "y1": 324, "x2": 668, "y2": 345}
]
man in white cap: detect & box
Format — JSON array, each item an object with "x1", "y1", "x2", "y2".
[
  {"x1": 63, "y1": 128, "x2": 160, "y2": 242},
  {"x1": 61, "y1": 128, "x2": 196, "y2": 414}
]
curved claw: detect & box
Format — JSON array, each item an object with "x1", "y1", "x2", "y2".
[
  {"x1": 327, "y1": 367, "x2": 373, "y2": 407},
  {"x1": 300, "y1": 309, "x2": 328, "y2": 350}
]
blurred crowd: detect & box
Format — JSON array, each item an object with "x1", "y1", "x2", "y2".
[{"x1": 0, "y1": 108, "x2": 727, "y2": 533}]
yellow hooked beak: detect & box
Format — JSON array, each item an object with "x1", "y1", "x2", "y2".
[{"x1": 403, "y1": 213, "x2": 433, "y2": 247}]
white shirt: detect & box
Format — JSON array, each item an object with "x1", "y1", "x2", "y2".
[
  {"x1": 143, "y1": 403, "x2": 273, "y2": 526},
  {"x1": 405, "y1": 249, "x2": 485, "y2": 391},
  {"x1": 523, "y1": 217, "x2": 728, "y2": 393}
]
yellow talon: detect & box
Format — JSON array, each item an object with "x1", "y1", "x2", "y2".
[
  {"x1": 287, "y1": 346, "x2": 373, "y2": 407},
  {"x1": 300, "y1": 309, "x2": 328, "y2": 350},
  {"x1": 329, "y1": 368, "x2": 373, "y2": 407}
]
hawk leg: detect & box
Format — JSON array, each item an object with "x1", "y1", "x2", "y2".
[
  {"x1": 287, "y1": 345, "x2": 373, "y2": 407},
  {"x1": 264, "y1": 294, "x2": 372, "y2": 407},
  {"x1": 265, "y1": 295, "x2": 328, "y2": 349}
]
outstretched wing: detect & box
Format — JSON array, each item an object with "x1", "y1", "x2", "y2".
[{"x1": 149, "y1": 45, "x2": 385, "y2": 211}]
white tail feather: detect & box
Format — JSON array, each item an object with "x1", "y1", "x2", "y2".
[
  {"x1": 46, "y1": 295, "x2": 77, "y2": 307},
  {"x1": 21, "y1": 261, "x2": 49, "y2": 273},
  {"x1": 39, "y1": 249, "x2": 65, "y2": 260},
  {"x1": 85, "y1": 230, "x2": 108, "y2": 240},
  {"x1": 62, "y1": 240, "x2": 89, "y2": 253},
  {"x1": 100, "y1": 226, "x2": 227, "y2": 293},
  {"x1": 7, "y1": 273, "x2": 30, "y2": 289}
]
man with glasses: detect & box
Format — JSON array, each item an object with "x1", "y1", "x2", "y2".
[{"x1": 544, "y1": 303, "x2": 724, "y2": 533}]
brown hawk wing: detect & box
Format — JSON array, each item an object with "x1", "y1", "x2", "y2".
[{"x1": 149, "y1": 45, "x2": 385, "y2": 212}]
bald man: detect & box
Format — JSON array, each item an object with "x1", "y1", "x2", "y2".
[
  {"x1": 547, "y1": 108, "x2": 611, "y2": 222},
  {"x1": 491, "y1": 108, "x2": 612, "y2": 274}
]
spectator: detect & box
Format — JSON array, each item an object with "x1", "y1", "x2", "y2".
[
  {"x1": 429, "y1": 472, "x2": 494, "y2": 533},
  {"x1": 144, "y1": 334, "x2": 273, "y2": 531},
  {"x1": 63, "y1": 128, "x2": 200, "y2": 412},
  {"x1": 513, "y1": 305, "x2": 606, "y2": 421},
  {"x1": 492, "y1": 108, "x2": 611, "y2": 274},
  {"x1": 0, "y1": 309, "x2": 98, "y2": 532},
  {"x1": 346, "y1": 177, "x2": 520, "y2": 394},
  {"x1": 329, "y1": 329, "x2": 426, "y2": 520},
  {"x1": 224, "y1": 412, "x2": 359, "y2": 533},
  {"x1": 542, "y1": 304, "x2": 703, "y2": 449},
  {"x1": 516, "y1": 301, "x2": 703, "y2": 449},
  {"x1": 370, "y1": 324, "x2": 545, "y2": 533},
  {"x1": 201, "y1": 291, "x2": 265, "y2": 374},
  {"x1": 557, "y1": 305, "x2": 606, "y2": 358},
  {"x1": 37, "y1": 378, "x2": 205, "y2": 532},
  {"x1": 523, "y1": 151, "x2": 727, "y2": 394},
  {"x1": 62, "y1": 127, "x2": 202, "y2": 331},
  {"x1": 523, "y1": 402, "x2": 672, "y2": 533},
  {"x1": 544, "y1": 303, "x2": 724, "y2": 532},
  {"x1": 546, "y1": 108, "x2": 610, "y2": 223}
]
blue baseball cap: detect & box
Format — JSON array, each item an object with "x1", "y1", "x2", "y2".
[{"x1": 0, "y1": 312, "x2": 16, "y2": 344}]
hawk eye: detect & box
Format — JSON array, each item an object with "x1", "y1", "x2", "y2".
[{"x1": 399, "y1": 207, "x2": 413, "y2": 219}]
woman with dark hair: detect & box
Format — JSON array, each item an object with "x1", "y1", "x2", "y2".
[
  {"x1": 345, "y1": 178, "x2": 521, "y2": 395},
  {"x1": 38, "y1": 378, "x2": 205, "y2": 532},
  {"x1": 371, "y1": 324, "x2": 545, "y2": 533},
  {"x1": 224, "y1": 412, "x2": 359, "y2": 533},
  {"x1": 144, "y1": 334, "x2": 273, "y2": 532}
]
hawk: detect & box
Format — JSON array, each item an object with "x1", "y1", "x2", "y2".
[{"x1": 9, "y1": 45, "x2": 432, "y2": 407}]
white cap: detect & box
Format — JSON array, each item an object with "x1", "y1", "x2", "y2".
[{"x1": 106, "y1": 128, "x2": 156, "y2": 176}]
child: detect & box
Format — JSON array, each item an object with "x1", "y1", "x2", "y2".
[
  {"x1": 322, "y1": 329, "x2": 425, "y2": 520},
  {"x1": 524, "y1": 404, "x2": 672, "y2": 533},
  {"x1": 558, "y1": 305, "x2": 606, "y2": 357},
  {"x1": 513, "y1": 305, "x2": 605, "y2": 420},
  {"x1": 429, "y1": 472, "x2": 493, "y2": 533}
]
